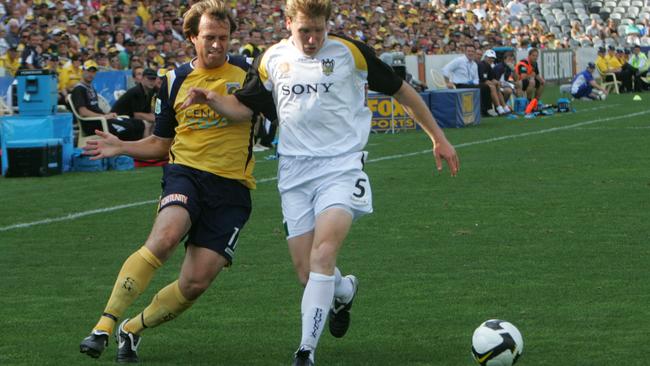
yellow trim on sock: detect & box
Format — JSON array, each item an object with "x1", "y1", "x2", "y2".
[
  {"x1": 137, "y1": 246, "x2": 163, "y2": 269},
  {"x1": 94, "y1": 315, "x2": 116, "y2": 335}
]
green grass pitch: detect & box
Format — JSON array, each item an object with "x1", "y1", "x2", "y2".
[{"x1": 1, "y1": 88, "x2": 649, "y2": 365}]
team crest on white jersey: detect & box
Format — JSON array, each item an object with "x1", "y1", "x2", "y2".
[
  {"x1": 278, "y1": 62, "x2": 291, "y2": 79},
  {"x1": 226, "y1": 82, "x2": 241, "y2": 94},
  {"x1": 322, "y1": 59, "x2": 335, "y2": 76}
]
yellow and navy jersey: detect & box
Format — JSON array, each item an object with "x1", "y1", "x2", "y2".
[
  {"x1": 235, "y1": 34, "x2": 403, "y2": 157},
  {"x1": 154, "y1": 56, "x2": 257, "y2": 189}
]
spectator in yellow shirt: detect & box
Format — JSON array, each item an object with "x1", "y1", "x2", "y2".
[
  {"x1": 0, "y1": 46, "x2": 21, "y2": 76},
  {"x1": 59, "y1": 55, "x2": 83, "y2": 97},
  {"x1": 598, "y1": 46, "x2": 632, "y2": 92}
]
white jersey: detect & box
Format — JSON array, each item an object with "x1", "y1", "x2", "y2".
[{"x1": 235, "y1": 34, "x2": 403, "y2": 157}]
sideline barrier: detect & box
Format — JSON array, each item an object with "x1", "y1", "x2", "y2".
[
  {"x1": 368, "y1": 89, "x2": 479, "y2": 132},
  {"x1": 429, "y1": 88, "x2": 480, "y2": 128}
]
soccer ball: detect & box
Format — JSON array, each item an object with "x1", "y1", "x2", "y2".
[
  {"x1": 471, "y1": 319, "x2": 524, "y2": 366},
  {"x1": 595, "y1": 90, "x2": 607, "y2": 100}
]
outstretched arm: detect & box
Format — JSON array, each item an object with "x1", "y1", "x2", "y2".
[
  {"x1": 180, "y1": 87, "x2": 254, "y2": 122},
  {"x1": 82, "y1": 130, "x2": 172, "y2": 160},
  {"x1": 392, "y1": 81, "x2": 460, "y2": 176},
  {"x1": 589, "y1": 79, "x2": 608, "y2": 94}
]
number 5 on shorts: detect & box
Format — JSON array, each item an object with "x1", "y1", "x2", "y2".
[{"x1": 353, "y1": 178, "x2": 367, "y2": 198}]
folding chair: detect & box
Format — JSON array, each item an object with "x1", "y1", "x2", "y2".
[
  {"x1": 429, "y1": 68, "x2": 448, "y2": 90},
  {"x1": 66, "y1": 94, "x2": 109, "y2": 148}
]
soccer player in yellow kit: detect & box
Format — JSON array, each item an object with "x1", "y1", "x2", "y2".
[{"x1": 78, "y1": 0, "x2": 270, "y2": 362}]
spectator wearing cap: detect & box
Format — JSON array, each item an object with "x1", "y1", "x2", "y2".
[
  {"x1": 605, "y1": 45, "x2": 633, "y2": 92},
  {"x1": 570, "y1": 62, "x2": 608, "y2": 100},
  {"x1": 595, "y1": 46, "x2": 610, "y2": 75},
  {"x1": 0, "y1": 46, "x2": 21, "y2": 76},
  {"x1": 479, "y1": 49, "x2": 511, "y2": 115},
  {"x1": 628, "y1": 45, "x2": 649, "y2": 92},
  {"x1": 70, "y1": 60, "x2": 145, "y2": 141},
  {"x1": 493, "y1": 51, "x2": 521, "y2": 101},
  {"x1": 145, "y1": 44, "x2": 164, "y2": 69},
  {"x1": 110, "y1": 68, "x2": 158, "y2": 137}
]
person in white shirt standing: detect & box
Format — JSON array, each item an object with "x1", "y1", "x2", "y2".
[{"x1": 181, "y1": 0, "x2": 460, "y2": 365}]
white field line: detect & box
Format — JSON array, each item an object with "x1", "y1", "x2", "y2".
[
  {"x1": 574, "y1": 126, "x2": 650, "y2": 130},
  {"x1": 1, "y1": 108, "x2": 648, "y2": 233}
]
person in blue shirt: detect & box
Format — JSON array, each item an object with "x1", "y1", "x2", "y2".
[{"x1": 571, "y1": 63, "x2": 608, "y2": 100}]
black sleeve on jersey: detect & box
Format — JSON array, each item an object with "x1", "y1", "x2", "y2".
[
  {"x1": 234, "y1": 53, "x2": 277, "y2": 121},
  {"x1": 335, "y1": 35, "x2": 403, "y2": 96},
  {"x1": 153, "y1": 76, "x2": 178, "y2": 138}
]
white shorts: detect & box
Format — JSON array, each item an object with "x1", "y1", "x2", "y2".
[{"x1": 278, "y1": 151, "x2": 373, "y2": 239}]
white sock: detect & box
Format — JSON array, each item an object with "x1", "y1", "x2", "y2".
[
  {"x1": 333, "y1": 267, "x2": 354, "y2": 303},
  {"x1": 504, "y1": 105, "x2": 511, "y2": 112},
  {"x1": 300, "y1": 272, "x2": 335, "y2": 352},
  {"x1": 497, "y1": 105, "x2": 505, "y2": 114}
]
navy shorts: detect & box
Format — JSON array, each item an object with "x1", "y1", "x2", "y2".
[
  {"x1": 522, "y1": 78, "x2": 541, "y2": 91},
  {"x1": 159, "y1": 164, "x2": 252, "y2": 263}
]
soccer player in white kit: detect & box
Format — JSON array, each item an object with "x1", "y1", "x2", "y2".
[{"x1": 182, "y1": 0, "x2": 460, "y2": 364}]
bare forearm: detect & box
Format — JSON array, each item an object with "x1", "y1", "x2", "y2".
[
  {"x1": 120, "y1": 135, "x2": 171, "y2": 160},
  {"x1": 393, "y1": 81, "x2": 449, "y2": 145},
  {"x1": 206, "y1": 94, "x2": 253, "y2": 122}
]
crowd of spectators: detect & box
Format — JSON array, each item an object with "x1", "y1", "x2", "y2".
[{"x1": 1, "y1": 0, "x2": 649, "y2": 85}]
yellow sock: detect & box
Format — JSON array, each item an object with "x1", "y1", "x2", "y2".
[
  {"x1": 124, "y1": 280, "x2": 194, "y2": 335},
  {"x1": 93, "y1": 246, "x2": 162, "y2": 334}
]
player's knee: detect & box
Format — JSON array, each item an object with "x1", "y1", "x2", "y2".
[
  {"x1": 178, "y1": 277, "x2": 210, "y2": 301},
  {"x1": 147, "y1": 231, "x2": 183, "y2": 258},
  {"x1": 310, "y1": 242, "x2": 338, "y2": 270}
]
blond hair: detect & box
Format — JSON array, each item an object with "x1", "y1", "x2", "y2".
[
  {"x1": 285, "y1": 0, "x2": 332, "y2": 20},
  {"x1": 182, "y1": 0, "x2": 236, "y2": 39}
]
